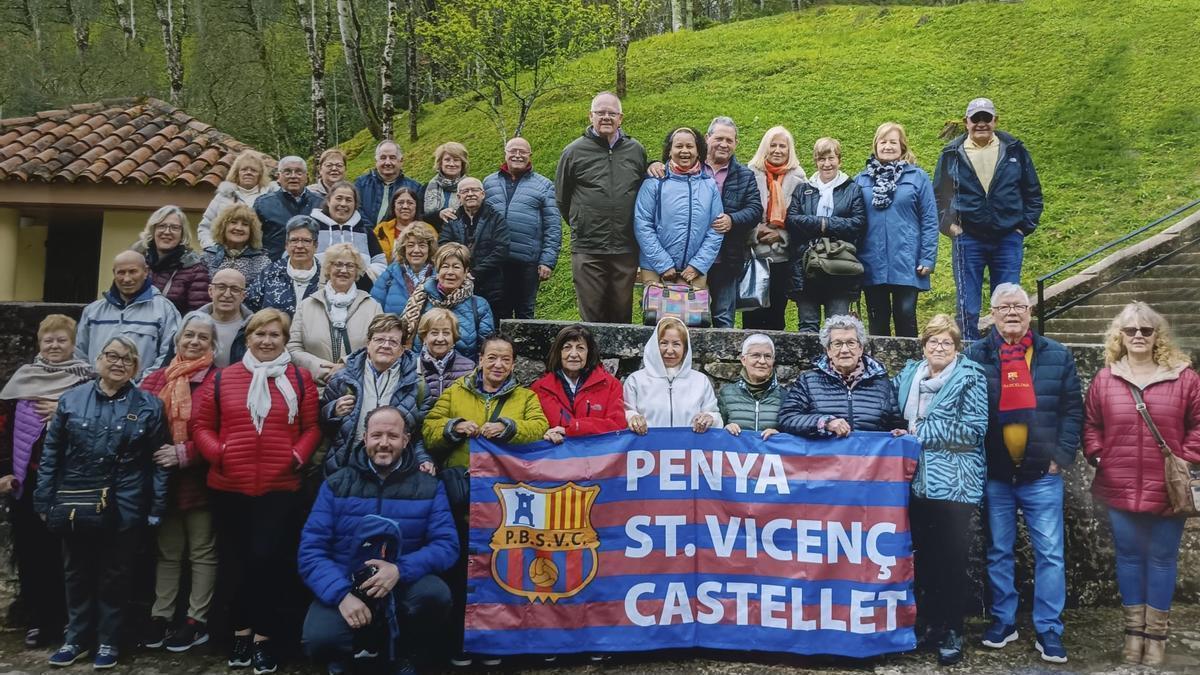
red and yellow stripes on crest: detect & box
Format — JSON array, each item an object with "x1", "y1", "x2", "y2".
[{"x1": 544, "y1": 486, "x2": 594, "y2": 530}]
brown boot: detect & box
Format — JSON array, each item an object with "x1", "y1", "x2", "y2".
[
  {"x1": 1122, "y1": 604, "x2": 1146, "y2": 664},
  {"x1": 1144, "y1": 606, "x2": 1170, "y2": 666}
]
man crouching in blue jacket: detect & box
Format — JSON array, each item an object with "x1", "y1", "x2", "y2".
[{"x1": 299, "y1": 405, "x2": 458, "y2": 674}]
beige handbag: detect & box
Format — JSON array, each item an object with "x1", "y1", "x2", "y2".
[{"x1": 1128, "y1": 384, "x2": 1200, "y2": 517}]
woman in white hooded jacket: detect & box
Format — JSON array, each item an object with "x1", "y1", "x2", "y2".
[
  {"x1": 197, "y1": 151, "x2": 278, "y2": 248},
  {"x1": 624, "y1": 317, "x2": 722, "y2": 433}
]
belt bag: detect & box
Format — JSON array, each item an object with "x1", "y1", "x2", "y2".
[
  {"x1": 642, "y1": 282, "x2": 711, "y2": 328},
  {"x1": 47, "y1": 487, "x2": 114, "y2": 533},
  {"x1": 1128, "y1": 383, "x2": 1200, "y2": 517},
  {"x1": 803, "y1": 237, "x2": 864, "y2": 280}
]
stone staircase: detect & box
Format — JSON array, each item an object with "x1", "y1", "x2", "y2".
[{"x1": 1039, "y1": 210, "x2": 1200, "y2": 353}]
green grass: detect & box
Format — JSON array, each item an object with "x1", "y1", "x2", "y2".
[{"x1": 343, "y1": 0, "x2": 1200, "y2": 326}]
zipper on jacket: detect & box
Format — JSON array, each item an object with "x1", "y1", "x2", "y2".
[
  {"x1": 754, "y1": 399, "x2": 760, "y2": 431},
  {"x1": 668, "y1": 380, "x2": 675, "y2": 427},
  {"x1": 681, "y1": 178, "x2": 694, "y2": 271}
]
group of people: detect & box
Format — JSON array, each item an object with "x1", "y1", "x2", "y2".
[{"x1": 0, "y1": 88, "x2": 1194, "y2": 674}]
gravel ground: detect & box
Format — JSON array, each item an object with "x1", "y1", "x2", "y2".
[{"x1": 1, "y1": 605, "x2": 1198, "y2": 674}]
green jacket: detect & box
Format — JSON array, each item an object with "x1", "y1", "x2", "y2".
[
  {"x1": 717, "y1": 376, "x2": 784, "y2": 432},
  {"x1": 422, "y1": 371, "x2": 549, "y2": 469},
  {"x1": 555, "y1": 127, "x2": 649, "y2": 254}
]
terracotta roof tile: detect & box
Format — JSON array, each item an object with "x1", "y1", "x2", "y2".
[{"x1": 0, "y1": 97, "x2": 262, "y2": 187}]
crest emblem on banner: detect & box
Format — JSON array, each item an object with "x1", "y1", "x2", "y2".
[{"x1": 490, "y1": 482, "x2": 600, "y2": 603}]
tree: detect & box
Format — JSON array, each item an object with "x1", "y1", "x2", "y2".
[
  {"x1": 404, "y1": 0, "x2": 421, "y2": 142},
  {"x1": 152, "y1": 0, "x2": 187, "y2": 105},
  {"x1": 614, "y1": 0, "x2": 651, "y2": 98},
  {"x1": 295, "y1": 0, "x2": 333, "y2": 156},
  {"x1": 335, "y1": 0, "x2": 383, "y2": 139},
  {"x1": 112, "y1": 0, "x2": 136, "y2": 50},
  {"x1": 379, "y1": 0, "x2": 399, "y2": 139},
  {"x1": 419, "y1": 0, "x2": 611, "y2": 141}
]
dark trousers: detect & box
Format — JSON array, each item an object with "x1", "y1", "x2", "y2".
[
  {"x1": 741, "y1": 261, "x2": 793, "y2": 330},
  {"x1": 910, "y1": 496, "x2": 977, "y2": 633},
  {"x1": 795, "y1": 287, "x2": 855, "y2": 334},
  {"x1": 211, "y1": 490, "x2": 302, "y2": 639},
  {"x1": 10, "y1": 483, "x2": 65, "y2": 637},
  {"x1": 62, "y1": 527, "x2": 141, "y2": 647},
  {"x1": 863, "y1": 284, "x2": 919, "y2": 337},
  {"x1": 493, "y1": 260, "x2": 541, "y2": 320},
  {"x1": 952, "y1": 231, "x2": 1024, "y2": 341},
  {"x1": 572, "y1": 252, "x2": 637, "y2": 324},
  {"x1": 473, "y1": 271, "x2": 506, "y2": 319},
  {"x1": 302, "y1": 575, "x2": 453, "y2": 666},
  {"x1": 707, "y1": 263, "x2": 740, "y2": 329}
]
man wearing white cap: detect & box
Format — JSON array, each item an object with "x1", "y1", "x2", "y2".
[{"x1": 933, "y1": 98, "x2": 1043, "y2": 341}]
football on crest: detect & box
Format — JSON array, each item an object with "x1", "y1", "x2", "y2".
[{"x1": 528, "y1": 557, "x2": 559, "y2": 587}]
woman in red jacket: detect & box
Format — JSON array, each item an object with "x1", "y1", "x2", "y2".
[
  {"x1": 1083, "y1": 302, "x2": 1200, "y2": 666},
  {"x1": 191, "y1": 308, "x2": 321, "y2": 674},
  {"x1": 531, "y1": 324, "x2": 626, "y2": 443}
]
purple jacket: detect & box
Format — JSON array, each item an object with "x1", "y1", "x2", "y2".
[
  {"x1": 9, "y1": 399, "x2": 46, "y2": 499},
  {"x1": 419, "y1": 349, "x2": 475, "y2": 405}
]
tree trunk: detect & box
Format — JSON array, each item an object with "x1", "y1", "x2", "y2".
[
  {"x1": 19, "y1": 0, "x2": 43, "y2": 51},
  {"x1": 670, "y1": 0, "x2": 682, "y2": 32},
  {"x1": 336, "y1": 0, "x2": 383, "y2": 140},
  {"x1": 68, "y1": 0, "x2": 91, "y2": 57},
  {"x1": 153, "y1": 0, "x2": 186, "y2": 106},
  {"x1": 615, "y1": 1, "x2": 630, "y2": 98},
  {"x1": 405, "y1": 0, "x2": 420, "y2": 143},
  {"x1": 682, "y1": 0, "x2": 692, "y2": 29},
  {"x1": 297, "y1": 0, "x2": 330, "y2": 157},
  {"x1": 113, "y1": 0, "x2": 136, "y2": 51},
  {"x1": 380, "y1": 0, "x2": 400, "y2": 140}
]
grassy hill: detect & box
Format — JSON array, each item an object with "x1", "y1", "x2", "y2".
[{"x1": 342, "y1": 0, "x2": 1200, "y2": 327}]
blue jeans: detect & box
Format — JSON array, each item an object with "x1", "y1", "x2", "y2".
[
  {"x1": 953, "y1": 230, "x2": 1024, "y2": 341},
  {"x1": 707, "y1": 263, "x2": 740, "y2": 329},
  {"x1": 985, "y1": 474, "x2": 1065, "y2": 634},
  {"x1": 1107, "y1": 508, "x2": 1186, "y2": 611}
]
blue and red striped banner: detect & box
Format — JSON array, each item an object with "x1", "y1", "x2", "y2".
[{"x1": 465, "y1": 428, "x2": 920, "y2": 657}]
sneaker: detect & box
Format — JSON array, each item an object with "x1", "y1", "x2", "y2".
[
  {"x1": 229, "y1": 634, "x2": 253, "y2": 668},
  {"x1": 49, "y1": 644, "x2": 89, "y2": 667},
  {"x1": 938, "y1": 629, "x2": 964, "y2": 666},
  {"x1": 480, "y1": 655, "x2": 502, "y2": 666},
  {"x1": 252, "y1": 641, "x2": 278, "y2": 674},
  {"x1": 450, "y1": 652, "x2": 473, "y2": 667},
  {"x1": 93, "y1": 644, "x2": 119, "y2": 670},
  {"x1": 1036, "y1": 630, "x2": 1068, "y2": 663},
  {"x1": 543, "y1": 654, "x2": 558, "y2": 663},
  {"x1": 589, "y1": 653, "x2": 611, "y2": 662},
  {"x1": 981, "y1": 621, "x2": 1019, "y2": 648},
  {"x1": 141, "y1": 616, "x2": 171, "y2": 649},
  {"x1": 165, "y1": 618, "x2": 209, "y2": 653},
  {"x1": 353, "y1": 647, "x2": 379, "y2": 659},
  {"x1": 24, "y1": 627, "x2": 41, "y2": 648},
  {"x1": 393, "y1": 658, "x2": 417, "y2": 675}
]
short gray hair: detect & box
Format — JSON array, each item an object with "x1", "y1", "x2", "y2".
[
  {"x1": 375, "y1": 140, "x2": 401, "y2": 159},
  {"x1": 990, "y1": 283, "x2": 1031, "y2": 308},
  {"x1": 99, "y1": 335, "x2": 141, "y2": 373},
  {"x1": 819, "y1": 314, "x2": 866, "y2": 349},
  {"x1": 285, "y1": 215, "x2": 319, "y2": 241},
  {"x1": 175, "y1": 311, "x2": 221, "y2": 354},
  {"x1": 591, "y1": 91, "x2": 622, "y2": 113},
  {"x1": 740, "y1": 333, "x2": 774, "y2": 356},
  {"x1": 707, "y1": 116, "x2": 738, "y2": 137},
  {"x1": 278, "y1": 155, "x2": 306, "y2": 171}
]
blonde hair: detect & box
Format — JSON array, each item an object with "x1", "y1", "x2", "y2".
[
  {"x1": 920, "y1": 313, "x2": 962, "y2": 352},
  {"x1": 434, "y1": 142, "x2": 470, "y2": 177},
  {"x1": 245, "y1": 308, "x2": 291, "y2": 343},
  {"x1": 37, "y1": 314, "x2": 77, "y2": 342},
  {"x1": 138, "y1": 205, "x2": 194, "y2": 251},
  {"x1": 418, "y1": 307, "x2": 461, "y2": 343},
  {"x1": 1103, "y1": 302, "x2": 1192, "y2": 368},
  {"x1": 320, "y1": 243, "x2": 363, "y2": 282},
  {"x1": 434, "y1": 242, "x2": 471, "y2": 271},
  {"x1": 228, "y1": 151, "x2": 271, "y2": 190},
  {"x1": 318, "y1": 148, "x2": 347, "y2": 168},
  {"x1": 873, "y1": 122, "x2": 917, "y2": 164},
  {"x1": 748, "y1": 126, "x2": 801, "y2": 173},
  {"x1": 813, "y1": 137, "x2": 842, "y2": 161},
  {"x1": 211, "y1": 204, "x2": 264, "y2": 250},
  {"x1": 397, "y1": 222, "x2": 439, "y2": 264},
  {"x1": 656, "y1": 317, "x2": 689, "y2": 353}
]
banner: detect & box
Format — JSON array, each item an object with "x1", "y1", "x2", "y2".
[{"x1": 465, "y1": 428, "x2": 920, "y2": 657}]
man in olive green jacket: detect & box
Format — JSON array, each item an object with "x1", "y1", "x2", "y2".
[{"x1": 555, "y1": 91, "x2": 649, "y2": 324}]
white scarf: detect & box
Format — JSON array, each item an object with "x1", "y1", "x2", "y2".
[
  {"x1": 287, "y1": 260, "x2": 317, "y2": 300},
  {"x1": 325, "y1": 284, "x2": 356, "y2": 329},
  {"x1": 355, "y1": 360, "x2": 403, "y2": 441},
  {"x1": 808, "y1": 171, "x2": 850, "y2": 218},
  {"x1": 903, "y1": 358, "x2": 956, "y2": 434},
  {"x1": 242, "y1": 350, "x2": 298, "y2": 434}
]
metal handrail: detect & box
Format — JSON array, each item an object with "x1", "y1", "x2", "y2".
[{"x1": 1036, "y1": 197, "x2": 1200, "y2": 333}]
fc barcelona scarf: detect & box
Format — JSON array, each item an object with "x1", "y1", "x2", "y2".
[{"x1": 996, "y1": 331, "x2": 1036, "y2": 463}]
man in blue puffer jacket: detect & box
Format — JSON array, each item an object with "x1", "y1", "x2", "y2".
[
  {"x1": 299, "y1": 406, "x2": 458, "y2": 674},
  {"x1": 933, "y1": 98, "x2": 1044, "y2": 341},
  {"x1": 483, "y1": 137, "x2": 562, "y2": 320}
]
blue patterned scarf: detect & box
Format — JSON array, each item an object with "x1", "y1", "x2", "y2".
[{"x1": 864, "y1": 156, "x2": 910, "y2": 210}]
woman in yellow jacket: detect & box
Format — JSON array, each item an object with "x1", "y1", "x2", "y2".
[{"x1": 421, "y1": 332, "x2": 546, "y2": 666}]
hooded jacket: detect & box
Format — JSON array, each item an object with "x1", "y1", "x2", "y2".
[
  {"x1": 422, "y1": 371, "x2": 549, "y2": 469},
  {"x1": 634, "y1": 169, "x2": 725, "y2": 275},
  {"x1": 198, "y1": 180, "x2": 279, "y2": 249},
  {"x1": 354, "y1": 170, "x2": 425, "y2": 228},
  {"x1": 1084, "y1": 361, "x2": 1200, "y2": 515},
  {"x1": 555, "y1": 127, "x2": 648, "y2": 255},
  {"x1": 622, "y1": 321, "x2": 722, "y2": 429},
  {"x1": 134, "y1": 240, "x2": 211, "y2": 316},
  {"x1": 75, "y1": 279, "x2": 182, "y2": 381},
  {"x1": 778, "y1": 354, "x2": 904, "y2": 437},
  {"x1": 853, "y1": 164, "x2": 939, "y2": 290},
  {"x1": 312, "y1": 208, "x2": 388, "y2": 280},
  {"x1": 785, "y1": 176, "x2": 867, "y2": 296},
  {"x1": 288, "y1": 288, "x2": 383, "y2": 383},
  {"x1": 531, "y1": 366, "x2": 627, "y2": 436},
  {"x1": 483, "y1": 167, "x2": 562, "y2": 268},
  {"x1": 932, "y1": 130, "x2": 1044, "y2": 239},
  {"x1": 894, "y1": 354, "x2": 989, "y2": 504},
  {"x1": 254, "y1": 188, "x2": 325, "y2": 259}
]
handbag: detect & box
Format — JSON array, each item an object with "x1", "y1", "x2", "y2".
[
  {"x1": 803, "y1": 237, "x2": 864, "y2": 280},
  {"x1": 1128, "y1": 384, "x2": 1200, "y2": 517},
  {"x1": 642, "y1": 282, "x2": 711, "y2": 328},
  {"x1": 736, "y1": 252, "x2": 771, "y2": 310},
  {"x1": 47, "y1": 487, "x2": 114, "y2": 533}
]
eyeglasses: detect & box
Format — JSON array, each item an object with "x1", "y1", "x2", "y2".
[
  {"x1": 591, "y1": 110, "x2": 621, "y2": 119},
  {"x1": 458, "y1": 188, "x2": 484, "y2": 195},
  {"x1": 926, "y1": 339, "x2": 956, "y2": 351},
  {"x1": 330, "y1": 261, "x2": 358, "y2": 271},
  {"x1": 102, "y1": 351, "x2": 135, "y2": 366},
  {"x1": 321, "y1": 162, "x2": 345, "y2": 170},
  {"x1": 744, "y1": 352, "x2": 774, "y2": 361},
  {"x1": 280, "y1": 168, "x2": 306, "y2": 176},
  {"x1": 506, "y1": 149, "x2": 531, "y2": 156},
  {"x1": 370, "y1": 336, "x2": 403, "y2": 347},
  {"x1": 154, "y1": 223, "x2": 183, "y2": 233},
  {"x1": 992, "y1": 304, "x2": 1029, "y2": 314},
  {"x1": 287, "y1": 237, "x2": 315, "y2": 246},
  {"x1": 211, "y1": 284, "x2": 246, "y2": 296},
  {"x1": 1121, "y1": 326, "x2": 1155, "y2": 337},
  {"x1": 829, "y1": 340, "x2": 861, "y2": 351}
]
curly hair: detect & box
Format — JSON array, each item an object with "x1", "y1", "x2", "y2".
[
  {"x1": 1102, "y1": 301, "x2": 1192, "y2": 368},
  {"x1": 211, "y1": 204, "x2": 263, "y2": 250}
]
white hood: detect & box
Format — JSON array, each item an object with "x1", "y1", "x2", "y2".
[{"x1": 623, "y1": 319, "x2": 721, "y2": 429}]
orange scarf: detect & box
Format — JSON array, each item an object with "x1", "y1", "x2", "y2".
[
  {"x1": 157, "y1": 354, "x2": 213, "y2": 443},
  {"x1": 669, "y1": 161, "x2": 702, "y2": 176},
  {"x1": 764, "y1": 163, "x2": 791, "y2": 228}
]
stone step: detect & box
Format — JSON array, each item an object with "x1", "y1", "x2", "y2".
[
  {"x1": 1071, "y1": 288, "x2": 1193, "y2": 305},
  {"x1": 1136, "y1": 264, "x2": 1199, "y2": 280},
  {"x1": 1047, "y1": 315, "x2": 1200, "y2": 336},
  {"x1": 1058, "y1": 300, "x2": 1200, "y2": 320},
  {"x1": 1096, "y1": 277, "x2": 1200, "y2": 294},
  {"x1": 1044, "y1": 332, "x2": 1104, "y2": 345},
  {"x1": 1165, "y1": 250, "x2": 1200, "y2": 265}
]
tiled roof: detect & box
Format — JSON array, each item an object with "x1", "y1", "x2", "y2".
[{"x1": 0, "y1": 97, "x2": 259, "y2": 188}]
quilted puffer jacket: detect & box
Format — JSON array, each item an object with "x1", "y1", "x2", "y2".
[
  {"x1": 633, "y1": 170, "x2": 725, "y2": 275},
  {"x1": 530, "y1": 366, "x2": 626, "y2": 437},
  {"x1": 136, "y1": 241, "x2": 211, "y2": 316},
  {"x1": 483, "y1": 167, "x2": 562, "y2": 268},
  {"x1": 777, "y1": 355, "x2": 904, "y2": 437},
  {"x1": 717, "y1": 375, "x2": 784, "y2": 433},
  {"x1": 419, "y1": 348, "x2": 475, "y2": 404},
  {"x1": 1084, "y1": 361, "x2": 1200, "y2": 514},
  {"x1": 190, "y1": 361, "x2": 321, "y2": 495}
]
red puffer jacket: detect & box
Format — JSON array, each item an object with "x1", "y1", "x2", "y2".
[
  {"x1": 190, "y1": 362, "x2": 321, "y2": 496},
  {"x1": 1084, "y1": 363, "x2": 1200, "y2": 515},
  {"x1": 140, "y1": 365, "x2": 216, "y2": 512},
  {"x1": 530, "y1": 367, "x2": 627, "y2": 437}
]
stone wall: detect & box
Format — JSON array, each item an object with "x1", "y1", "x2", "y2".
[{"x1": 0, "y1": 304, "x2": 1197, "y2": 614}]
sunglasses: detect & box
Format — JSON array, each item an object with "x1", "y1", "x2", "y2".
[
  {"x1": 969, "y1": 113, "x2": 995, "y2": 124},
  {"x1": 1121, "y1": 327, "x2": 1155, "y2": 337}
]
